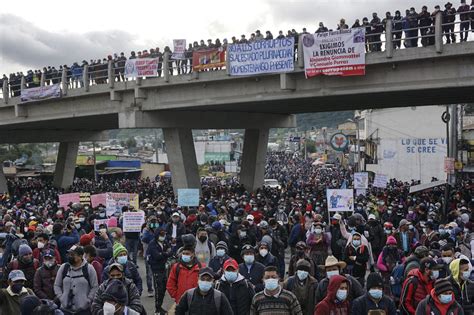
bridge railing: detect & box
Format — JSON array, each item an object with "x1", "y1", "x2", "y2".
[{"x1": 2, "y1": 11, "x2": 473, "y2": 105}]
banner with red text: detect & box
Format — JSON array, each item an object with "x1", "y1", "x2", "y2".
[
  {"x1": 302, "y1": 28, "x2": 366, "y2": 77},
  {"x1": 124, "y1": 58, "x2": 159, "y2": 78},
  {"x1": 192, "y1": 48, "x2": 226, "y2": 71},
  {"x1": 172, "y1": 39, "x2": 187, "y2": 60}
]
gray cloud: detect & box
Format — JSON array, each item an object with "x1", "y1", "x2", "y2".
[{"x1": 0, "y1": 14, "x2": 152, "y2": 74}]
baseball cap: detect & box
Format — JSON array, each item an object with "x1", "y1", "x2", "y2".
[
  {"x1": 199, "y1": 267, "x2": 214, "y2": 278},
  {"x1": 42, "y1": 249, "x2": 55, "y2": 258},
  {"x1": 9, "y1": 270, "x2": 26, "y2": 282},
  {"x1": 171, "y1": 212, "x2": 180, "y2": 217},
  {"x1": 109, "y1": 262, "x2": 124, "y2": 273},
  {"x1": 246, "y1": 214, "x2": 254, "y2": 221},
  {"x1": 68, "y1": 245, "x2": 84, "y2": 256},
  {"x1": 368, "y1": 214, "x2": 376, "y2": 220},
  {"x1": 223, "y1": 258, "x2": 239, "y2": 271},
  {"x1": 331, "y1": 213, "x2": 342, "y2": 221}
]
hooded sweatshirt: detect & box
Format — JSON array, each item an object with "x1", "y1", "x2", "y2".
[
  {"x1": 448, "y1": 258, "x2": 474, "y2": 312},
  {"x1": 315, "y1": 274, "x2": 350, "y2": 315}
]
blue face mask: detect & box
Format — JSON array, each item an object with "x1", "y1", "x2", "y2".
[
  {"x1": 352, "y1": 239, "x2": 361, "y2": 247},
  {"x1": 244, "y1": 255, "x2": 255, "y2": 265},
  {"x1": 117, "y1": 256, "x2": 128, "y2": 265},
  {"x1": 431, "y1": 270, "x2": 440, "y2": 280},
  {"x1": 216, "y1": 249, "x2": 226, "y2": 257},
  {"x1": 439, "y1": 293, "x2": 453, "y2": 304},
  {"x1": 224, "y1": 271, "x2": 238, "y2": 282},
  {"x1": 336, "y1": 289, "x2": 347, "y2": 301},
  {"x1": 462, "y1": 271, "x2": 471, "y2": 280},
  {"x1": 369, "y1": 289, "x2": 383, "y2": 300},
  {"x1": 198, "y1": 280, "x2": 213, "y2": 292},
  {"x1": 297, "y1": 270, "x2": 309, "y2": 281},
  {"x1": 181, "y1": 255, "x2": 192, "y2": 263},
  {"x1": 264, "y1": 278, "x2": 279, "y2": 291}
]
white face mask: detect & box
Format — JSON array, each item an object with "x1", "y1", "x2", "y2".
[
  {"x1": 37, "y1": 241, "x2": 45, "y2": 249},
  {"x1": 442, "y1": 257, "x2": 453, "y2": 265},
  {"x1": 259, "y1": 249, "x2": 268, "y2": 257}
]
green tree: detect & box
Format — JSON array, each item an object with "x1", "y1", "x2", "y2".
[{"x1": 126, "y1": 137, "x2": 137, "y2": 148}]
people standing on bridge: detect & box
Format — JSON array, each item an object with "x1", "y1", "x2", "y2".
[
  {"x1": 458, "y1": 0, "x2": 471, "y2": 42},
  {"x1": 419, "y1": 6, "x2": 434, "y2": 47},
  {"x1": 443, "y1": 2, "x2": 457, "y2": 43},
  {"x1": 370, "y1": 13, "x2": 383, "y2": 51},
  {"x1": 337, "y1": 18, "x2": 349, "y2": 30},
  {"x1": 315, "y1": 22, "x2": 328, "y2": 33}
]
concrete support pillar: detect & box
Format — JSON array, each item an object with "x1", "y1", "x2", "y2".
[
  {"x1": 108, "y1": 60, "x2": 114, "y2": 88},
  {"x1": 2, "y1": 79, "x2": 9, "y2": 104},
  {"x1": 61, "y1": 67, "x2": 68, "y2": 95},
  {"x1": 435, "y1": 11, "x2": 443, "y2": 53},
  {"x1": 163, "y1": 51, "x2": 171, "y2": 82},
  {"x1": 385, "y1": 18, "x2": 393, "y2": 58},
  {"x1": 240, "y1": 128, "x2": 269, "y2": 191},
  {"x1": 83, "y1": 65, "x2": 90, "y2": 92},
  {"x1": 40, "y1": 72, "x2": 45, "y2": 87},
  {"x1": 162, "y1": 128, "x2": 200, "y2": 194},
  {"x1": 0, "y1": 165, "x2": 8, "y2": 194},
  {"x1": 297, "y1": 35, "x2": 304, "y2": 69},
  {"x1": 53, "y1": 142, "x2": 79, "y2": 189},
  {"x1": 20, "y1": 76, "x2": 26, "y2": 92}
]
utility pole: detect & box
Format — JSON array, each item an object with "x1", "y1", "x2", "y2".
[
  {"x1": 154, "y1": 129, "x2": 159, "y2": 163},
  {"x1": 92, "y1": 142, "x2": 97, "y2": 182}
]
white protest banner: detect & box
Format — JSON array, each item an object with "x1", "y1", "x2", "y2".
[
  {"x1": 302, "y1": 28, "x2": 366, "y2": 77},
  {"x1": 354, "y1": 172, "x2": 369, "y2": 189},
  {"x1": 228, "y1": 38, "x2": 294, "y2": 76},
  {"x1": 122, "y1": 211, "x2": 145, "y2": 233},
  {"x1": 94, "y1": 219, "x2": 109, "y2": 231},
  {"x1": 409, "y1": 180, "x2": 446, "y2": 194},
  {"x1": 172, "y1": 39, "x2": 187, "y2": 60},
  {"x1": 177, "y1": 189, "x2": 200, "y2": 207},
  {"x1": 355, "y1": 189, "x2": 367, "y2": 197},
  {"x1": 373, "y1": 174, "x2": 388, "y2": 188},
  {"x1": 124, "y1": 58, "x2": 159, "y2": 78},
  {"x1": 21, "y1": 84, "x2": 61, "y2": 103},
  {"x1": 327, "y1": 189, "x2": 354, "y2": 212},
  {"x1": 106, "y1": 193, "x2": 139, "y2": 217}
]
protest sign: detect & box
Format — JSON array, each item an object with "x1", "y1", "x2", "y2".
[
  {"x1": 355, "y1": 189, "x2": 367, "y2": 196},
  {"x1": 326, "y1": 189, "x2": 354, "y2": 212},
  {"x1": 79, "y1": 192, "x2": 91, "y2": 206},
  {"x1": 302, "y1": 28, "x2": 366, "y2": 77},
  {"x1": 94, "y1": 219, "x2": 109, "y2": 231},
  {"x1": 21, "y1": 84, "x2": 61, "y2": 103},
  {"x1": 192, "y1": 48, "x2": 226, "y2": 71},
  {"x1": 373, "y1": 174, "x2": 388, "y2": 188},
  {"x1": 172, "y1": 39, "x2": 187, "y2": 60},
  {"x1": 124, "y1": 58, "x2": 159, "y2": 78},
  {"x1": 354, "y1": 172, "x2": 369, "y2": 189},
  {"x1": 91, "y1": 193, "x2": 107, "y2": 208},
  {"x1": 122, "y1": 211, "x2": 145, "y2": 233},
  {"x1": 177, "y1": 189, "x2": 200, "y2": 207},
  {"x1": 228, "y1": 38, "x2": 294, "y2": 76},
  {"x1": 105, "y1": 193, "x2": 139, "y2": 217},
  {"x1": 58, "y1": 193, "x2": 80, "y2": 208},
  {"x1": 409, "y1": 180, "x2": 446, "y2": 194}
]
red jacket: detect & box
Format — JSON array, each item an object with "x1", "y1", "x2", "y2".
[
  {"x1": 166, "y1": 260, "x2": 204, "y2": 303},
  {"x1": 315, "y1": 274, "x2": 350, "y2": 315},
  {"x1": 401, "y1": 268, "x2": 434, "y2": 315}
]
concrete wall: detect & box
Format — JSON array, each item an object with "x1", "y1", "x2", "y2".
[
  {"x1": 141, "y1": 163, "x2": 166, "y2": 180},
  {"x1": 364, "y1": 106, "x2": 447, "y2": 183}
]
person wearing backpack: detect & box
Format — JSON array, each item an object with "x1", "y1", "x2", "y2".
[
  {"x1": 195, "y1": 227, "x2": 216, "y2": 265},
  {"x1": 416, "y1": 278, "x2": 465, "y2": 315},
  {"x1": 175, "y1": 267, "x2": 233, "y2": 315},
  {"x1": 215, "y1": 258, "x2": 255, "y2": 315},
  {"x1": 3, "y1": 244, "x2": 39, "y2": 289},
  {"x1": 400, "y1": 257, "x2": 443, "y2": 315},
  {"x1": 166, "y1": 235, "x2": 203, "y2": 304},
  {"x1": 53, "y1": 245, "x2": 98, "y2": 315},
  {"x1": 33, "y1": 249, "x2": 60, "y2": 300},
  {"x1": 352, "y1": 272, "x2": 397, "y2": 315},
  {"x1": 283, "y1": 259, "x2": 317, "y2": 315}
]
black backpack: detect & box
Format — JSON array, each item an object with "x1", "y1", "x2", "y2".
[{"x1": 61, "y1": 263, "x2": 91, "y2": 287}]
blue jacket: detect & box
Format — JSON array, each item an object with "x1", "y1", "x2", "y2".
[
  {"x1": 146, "y1": 239, "x2": 172, "y2": 273},
  {"x1": 209, "y1": 254, "x2": 230, "y2": 273},
  {"x1": 102, "y1": 259, "x2": 143, "y2": 294},
  {"x1": 288, "y1": 223, "x2": 305, "y2": 247},
  {"x1": 239, "y1": 261, "x2": 265, "y2": 292}
]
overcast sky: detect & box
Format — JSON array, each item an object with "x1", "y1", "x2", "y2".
[{"x1": 0, "y1": 0, "x2": 445, "y2": 74}]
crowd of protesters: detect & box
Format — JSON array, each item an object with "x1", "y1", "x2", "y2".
[
  {"x1": 0, "y1": 151, "x2": 473, "y2": 315},
  {"x1": 2, "y1": 1, "x2": 474, "y2": 98}
]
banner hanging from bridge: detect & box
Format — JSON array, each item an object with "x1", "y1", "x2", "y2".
[
  {"x1": 172, "y1": 39, "x2": 187, "y2": 60},
  {"x1": 21, "y1": 84, "x2": 61, "y2": 103},
  {"x1": 302, "y1": 28, "x2": 366, "y2": 77},
  {"x1": 192, "y1": 48, "x2": 226, "y2": 71},
  {"x1": 227, "y1": 38, "x2": 294, "y2": 76},
  {"x1": 124, "y1": 58, "x2": 159, "y2": 78}
]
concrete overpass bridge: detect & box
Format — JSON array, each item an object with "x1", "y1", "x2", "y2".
[{"x1": 1, "y1": 16, "x2": 473, "y2": 193}]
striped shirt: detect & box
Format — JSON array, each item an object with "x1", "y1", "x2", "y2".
[{"x1": 250, "y1": 287, "x2": 303, "y2": 315}]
